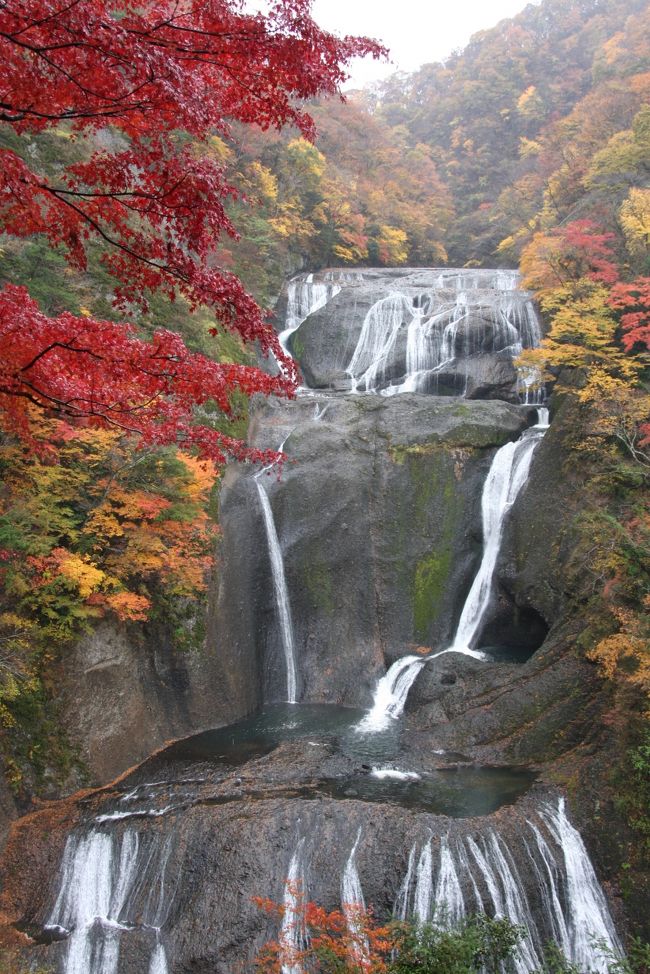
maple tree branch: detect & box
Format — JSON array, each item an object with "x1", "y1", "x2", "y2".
[
  {"x1": 4, "y1": 0, "x2": 84, "y2": 38},
  {"x1": 11, "y1": 378, "x2": 163, "y2": 431},
  {"x1": 37, "y1": 183, "x2": 179, "y2": 279}
]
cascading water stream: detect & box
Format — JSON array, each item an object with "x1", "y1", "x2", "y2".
[
  {"x1": 450, "y1": 422, "x2": 544, "y2": 656},
  {"x1": 358, "y1": 410, "x2": 548, "y2": 731},
  {"x1": 394, "y1": 845, "x2": 416, "y2": 921},
  {"x1": 345, "y1": 270, "x2": 541, "y2": 396},
  {"x1": 341, "y1": 829, "x2": 369, "y2": 967},
  {"x1": 435, "y1": 835, "x2": 465, "y2": 927},
  {"x1": 278, "y1": 273, "x2": 343, "y2": 357},
  {"x1": 255, "y1": 479, "x2": 297, "y2": 704},
  {"x1": 413, "y1": 839, "x2": 433, "y2": 924},
  {"x1": 280, "y1": 837, "x2": 306, "y2": 974},
  {"x1": 253, "y1": 426, "x2": 298, "y2": 703},
  {"x1": 279, "y1": 267, "x2": 365, "y2": 370},
  {"x1": 46, "y1": 830, "x2": 171, "y2": 974},
  {"x1": 538, "y1": 798, "x2": 622, "y2": 970},
  {"x1": 393, "y1": 799, "x2": 619, "y2": 974}
]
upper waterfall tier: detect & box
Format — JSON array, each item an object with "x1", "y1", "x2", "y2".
[{"x1": 278, "y1": 268, "x2": 542, "y2": 401}]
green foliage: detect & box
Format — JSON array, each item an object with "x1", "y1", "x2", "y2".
[
  {"x1": 257, "y1": 898, "x2": 650, "y2": 974},
  {"x1": 255, "y1": 900, "x2": 524, "y2": 974},
  {"x1": 532, "y1": 939, "x2": 650, "y2": 974},
  {"x1": 619, "y1": 729, "x2": 650, "y2": 848},
  {"x1": 388, "y1": 913, "x2": 523, "y2": 974}
]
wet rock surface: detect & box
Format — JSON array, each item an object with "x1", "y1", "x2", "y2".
[
  {"x1": 57, "y1": 619, "x2": 228, "y2": 786},
  {"x1": 0, "y1": 729, "x2": 612, "y2": 974},
  {"x1": 213, "y1": 393, "x2": 528, "y2": 712}
]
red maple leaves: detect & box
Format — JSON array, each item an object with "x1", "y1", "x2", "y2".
[
  {"x1": 0, "y1": 0, "x2": 384, "y2": 461},
  {"x1": 609, "y1": 277, "x2": 650, "y2": 353}
]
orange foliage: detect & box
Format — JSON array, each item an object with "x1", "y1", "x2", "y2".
[
  {"x1": 254, "y1": 894, "x2": 393, "y2": 973},
  {"x1": 0, "y1": 415, "x2": 219, "y2": 636}
]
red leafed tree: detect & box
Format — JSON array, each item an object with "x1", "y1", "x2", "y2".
[
  {"x1": 608, "y1": 277, "x2": 650, "y2": 353},
  {"x1": 0, "y1": 0, "x2": 383, "y2": 463}
]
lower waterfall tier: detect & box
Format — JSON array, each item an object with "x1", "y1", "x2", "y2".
[{"x1": 0, "y1": 708, "x2": 620, "y2": 974}]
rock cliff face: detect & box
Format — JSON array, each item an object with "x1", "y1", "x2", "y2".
[
  {"x1": 0, "y1": 268, "x2": 629, "y2": 973},
  {"x1": 213, "y1": 394, "x2": 529, "y2": 711},
  {"x1": 57, "y1": 619, "x2": 227, "y2": 786}
]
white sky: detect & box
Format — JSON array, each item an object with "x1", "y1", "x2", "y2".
[{"x1": 310, "y1": 0, "x2": 541, "y2": 88}]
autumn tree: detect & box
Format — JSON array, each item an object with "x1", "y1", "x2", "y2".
[
  {"x1": 254, "y1": 895, "x2": 522, "y2": 974},
  {"x1": 0, "y1": 0, "x2": 383, "y2": 462}
]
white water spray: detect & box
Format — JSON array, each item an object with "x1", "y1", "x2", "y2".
[
  {"x1": 358, "y1": 409, "x2": 548, "y2": 731},
  {"x1": 46, "y1": 830, "x2": 171, "y2": 974},
  {"x1": 413, "y1": 839, "x2": 433, "y2": 925},
  {"x1": 450, "y1": 423, "x2": 544, "y2": 656},
  {"x1": 255, "y1": 480, "x2": 297, "y2": 703},
  {"x1": 346, "y1": 270, "x2": 541, "y2": 395},
  {"x1": 341, "y1": 829, "x2": 369, "y2": 967},
  {"x1": 278, "y1": 273, "x2": 343, "y2": 357},
  {"x1": 389, "y1": 799, "x2": 618, "y2": 973},
  {"x1": 435, "y1": 836, "x2": 465, "y2": 927},
  {"x1": 539, "y1": 798, "x2": 621, "y2": 972},
  {"x1": 281, "y1": 838, "x2": 306, "y2": 974}
]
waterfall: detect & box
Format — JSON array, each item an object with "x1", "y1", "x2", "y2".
[
  {"x1": 281, "y1": 838, "x2": 306, "y2": 974},
  {"x1": 525, "y1": 825, "x2": 573, "y2": 959},
  {"x1": 347, "y1": 292, "x2": 411, "y2": 393},
  {"x1": 394, "y1": 845, "x2": 417, "y2": 921},
  {"x1": 46, "y1": 830, "x2": 171, "y2": 974},
  {"x1": 148, "y1": 943, "x2": 169, "y2": 974},
  {"x1": 279, "y1": 273, "x2": 344, "y2": 356},
  {"x1": 255, "y1": 480, "x2": 298, "y2": 703},
  {"x1": 46, "y1": 831, "x2": 135, "y2": 974},
  {"x1": 341, "y1": 829, "x2": 369, "y2": 967},
  {"x1": 535, "y1": 407, "x2": 550, "y2": 428},
  {"x1": 450, "y1": 422, "x2": 545, "y2": 655},
  {"x1": 386, "y1": 799, "x2": 619, "y2": 973},
  {"x1": 517, "y1": 365, "x2": 544, "y2": 405},
  {"x1": 413, "y1": 839, "x2": 433, "y2": 925},
  {"x1": 356, "y1": 646, "x2": 486, "y2": 733},
  {"x1": 485, "y1": 833, "x2": 541, "y2": 973},
  {"x1": 345, "y1": 270, "x2": 540, "y2": 396},
  {"x1": 435, "y1": 836, "x2": 465, "y2": 927},
  {"x1": 356, "y1": 655, "x2": 425, "y2": 732},
  {"x1": 538, "y1": 798, "x2": 621, "y2": 972},
  {"x1": 358, "y1": 410, "x2": 548, "y2": 730}
]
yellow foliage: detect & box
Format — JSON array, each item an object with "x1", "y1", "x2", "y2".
[
  {"x1": 519, "y1": 137, "x2": 541, "y2": 158},
  {"x1": 55, "y1": 551, "x2": 106, "y2": 598},
  {"x1": 376, "y1": 225, "x2": 408, "y2": 265},
  {"x1": 285, "y1": 138, "x2": 326, "y2": 183},
  {"x1": 244, "y1": 161, "x2": 278, "y2": 203},
  {"x1": 101, "y1": 592, "x2": 151, "y2": 623},
  {"x1": 588, "y1": 599, "x2": 650, "y2": 708},
  {"x1": 600, "y1": 31, "x2": 625, "y2": 66},
  {"x1": 206, "y1": 135, "x2": 234, "y2": 163},
  {"x1": 519, "y1": 281, "x2": 639, "y2": 383},
  {"x1": 0, "y1": 419, "x2": 218, "y2": 637},
  {"x1": 516, "y1": 86, "x2": 544, "y2": 119},
  {"x1": 178, "y1": 453, "x2": 217, "y2": 500},
  {"x1": 620, "y1": 187, "x2": 650, "y2": 257}
]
